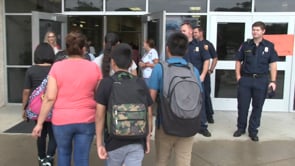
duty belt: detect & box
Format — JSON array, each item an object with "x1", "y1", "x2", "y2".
[{"x1": 242, "y1": 73, "x2": 267, "y2": 78}]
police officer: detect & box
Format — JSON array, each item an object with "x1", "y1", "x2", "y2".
[
  {"x1": 233, "y1": 21, "x2": 279, "y2": 142},
  {"x1": 193, "y1": 26, "x2": 218, "y2": 124},
  {"x1": 180, "y1": 22, "x2": 212, "y2": 137}
]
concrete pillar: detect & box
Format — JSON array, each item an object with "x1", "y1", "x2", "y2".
[{"x1": 0, "y1": 0, "x2": 6, "y2": 106}]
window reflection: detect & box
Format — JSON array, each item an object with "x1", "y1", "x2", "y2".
[
  {"x1": 64, "y1": 0, "x2": 102, "y2": 11},
  {"x1": 106, "y1": 0, "x2": 145, "y2": 11},
  {"x1": 149, "y1": 0, "x2": 207, "y2": 13},
  {"x1": 273, "y1": 71, "x2": 284, "y2": 99},
  {"x1": 217, "y1": 23, "x2": 244, "y2": 60},
  {"x1": 215, "y1": 70, "x2": 237, "y2": 98},
  {"x1": 5, "y1": 0, "x2": 61, "y2": 13},
  {"x1": 255, "y1": 0, "x2": 295, "y2": 12},
  {"x1": 6, "y1": 16, "x2": 32, "y2": 65},
  {"x1": 210, "y1": 0, "x2": 252, "y2": 12},
  {"x1": 8, "y1": 68, "x2": 27, "y2": 102}
]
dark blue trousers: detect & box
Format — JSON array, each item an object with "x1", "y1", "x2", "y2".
[
  {"x1": 204, "y1": 74, "x2": 214, "y2": 119},
  {"x1": 201, "y1": 83, "x2": 208, "y2": 130},
  {"x1": 237, "y1": 76, "x2": 268, "y2": 136}
]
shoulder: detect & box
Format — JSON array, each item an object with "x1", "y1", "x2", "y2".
[{"x1": 262, "y1": 39, "x2": 275, "y2": 47}]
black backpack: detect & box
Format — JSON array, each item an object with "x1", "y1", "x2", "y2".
[
  {"x1": 107, "y1": 72, "x2": 149, "y2": 139},
  {"x1": 158, "y1": 61, "x2": 202, "y2": 137}
]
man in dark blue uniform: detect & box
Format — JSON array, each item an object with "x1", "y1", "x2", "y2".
[
  {"x1": 233, "y1": 21, "x2": 279, "y2": 142},
  {"x1": 181, "y1": 23, "x2": 212, "y2": 137},
  {"x1": 193, "y1": 26, "x2": 218, "y2": 124}
]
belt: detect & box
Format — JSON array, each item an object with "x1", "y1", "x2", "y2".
[{"x1": 242, "y1": 73, "x2": 267, "y2": 78}]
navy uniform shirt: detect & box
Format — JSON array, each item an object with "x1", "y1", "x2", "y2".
[
  {"x1": 201, "y1": 40, "x2": 218, "y2": 59},
  {"x1": 184, "y1": 39, "x2": 211, "y2": 72},
  {"x1": 235, "y1": 39, "x2": 279, "y2": 74}
]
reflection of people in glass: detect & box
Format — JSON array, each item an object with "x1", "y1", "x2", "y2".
[
  {"x1": 193, "y1": 26, "x2": 218, "y2": 124},
  {"x1": 233, "y1": 21, "x2": 279, "y2": 142},
  {"x1": 44, "y1": 31, "x2": 60, "y2": 54},
  {"x1": 180, "y1": 23, "x2": 212, "y2": 137},
  {"x1": 139, "y1": 39, "x2": 159, "y2": 82}
]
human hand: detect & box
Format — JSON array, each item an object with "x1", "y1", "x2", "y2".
[
  {"x1": 269, "y1": 82, "x2": 276, "y2": 91},
  {"x1": 145, "y1": 134, "x2": 151, "y2": 154},
  {"x1": 97, "y1": 145, "x2": 108, "y2": 159},
  {"x1": 22, "y1": 110, "x2": 27, "y2": 121},
  {"x1": 32, "y1": 123, "x2": 43, "y2": 138}
]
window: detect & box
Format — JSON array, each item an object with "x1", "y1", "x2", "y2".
[
  {"x1": 255, "y1": 0, "x2": 295, "y2": 12},
  {"x1": 106, "y1": 0, "x2": 145, "y2": 11},
  {"x1": 64, "y1": 0, "x2": 103, "y2": 11},
  {"x1": 5, "y1": 0, "x2": 61, "y2": 13},
  {"x1": 149, "y1": 0, "x2": 207, "y2": 13},
  {"x1": 210, "y1": 0, "x2": 252, "y2": 12}
]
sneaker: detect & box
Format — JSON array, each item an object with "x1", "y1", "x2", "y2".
[
  {"x1": 207, "y1": 117, "x2": 214, "y2": 124},
  {"x1": 38, "y1": 157, "x2": 45, "y2": 166},
  {"x1": 43, "y1": 155, "x2": 54, "y2": 166},
  {"x1": 199, "y1": 129, "x2": 212, "y2": 137}
]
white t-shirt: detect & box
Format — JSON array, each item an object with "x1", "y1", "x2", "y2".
[
  {"x1": 92, "y1": 54, "x2": 137, "y2": 75},
  {"x1": 141, "y1": 48, "x2": 158, "y2": 78}
]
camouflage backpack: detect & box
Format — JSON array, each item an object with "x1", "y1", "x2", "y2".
[{"x1": 107, "y1": 72, "x2": 148, "y2": 139}]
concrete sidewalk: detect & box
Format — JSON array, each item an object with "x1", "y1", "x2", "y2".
[{"x1": 1, "y1": 105, "x2": 295, "y2": 165}]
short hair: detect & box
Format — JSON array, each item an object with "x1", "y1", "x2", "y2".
[
  {"x1": 193, "y1": 26, "x2": 204, "y2": 33},
  {"x1": 66, "y1": 31, "x2": 87, "y2": 57},
  {"x1": 166, "y1": 32, "x2": 188, "y2": 57},
  {"x1": 110, "y1": 43, "x2": 132, "y2": 70},
  {"x1": 145, "y1": 39, "x2": 156, "y2": 48},
  {"x1": 181, "y1": 22, "x2": 193, "y2": 29},
  {"x1": 252, "y1": 21, "x2": 266, "y2": 30},
  {"x1": 34, "y1": 43, "x2": 55, "y2": 64}
]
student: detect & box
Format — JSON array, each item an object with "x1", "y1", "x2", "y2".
[
  {"x1": 32, "y1": 31, "x2": 102, "y2": 166},
  {"x1": 93, "y1": 33, "x2": 138, "y2": 77},
  {"x1": 148, "y1": 32, "x2": 202, "y2": 166},
  {"x1": 23, "y1": 43, "x2": 56, "y2": 166},
  {"x1": 95, "y1": 43, "x2": 153, "y2": 166}
]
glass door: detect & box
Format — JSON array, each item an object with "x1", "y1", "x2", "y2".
[
  {"x1": 208, "y1": 15, "x2": 252, "y2": 111},
  {"x1": 209, "y1": 15, "x2": 295, "y2": 112},
  {"x1": 32, "y1": 11, "x2": 67, "y2": 61},
  {"x1": 142, "y1": 11, "x2": 166, "y2": 60}
]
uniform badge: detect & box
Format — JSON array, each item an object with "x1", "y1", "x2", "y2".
[
  {"x1": 204, "y1": 45, "x2": 208, "y2": 51},
  {"x1": 264, "y1": 47, "x2": 269, "y2": 53},
  {"x1": 195, "y1": 47, "x2": 199, "y2": 52}
]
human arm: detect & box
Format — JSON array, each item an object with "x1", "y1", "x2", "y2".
[
  {"x1": 269, "y1": 62, "x2": 277, "y2": 91},
  {"x1": 32, "y1": 76, "x2": 57, "y2": 138},
  {"x1": 95, "y1": 103, "x2": 108, "y2": 159},
  {"x1": 22, "y1": 89, "x2": 30, "y2": 120},
  {"x1": 200, "y1": 59, "x2": 209, "y2": 82},
  {"x1": 145, "y1": 105, "x2": 153, "y2": 154},
  {"x1": 208, "y1": 57, "x2": 218, "y2": 74},
  {"x1": 235, "y1": 61, "x2": 242, "y2": 82}
]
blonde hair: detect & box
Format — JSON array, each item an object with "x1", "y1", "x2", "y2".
[{"x1": 43, "y1": 31, "x2": 57, "y2": 46}]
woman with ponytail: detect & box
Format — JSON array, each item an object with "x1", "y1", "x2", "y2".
[{"x1": 93, "y1": 33, "x2": 137, "y2": 77}]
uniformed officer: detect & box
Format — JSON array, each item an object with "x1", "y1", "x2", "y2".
[
  {"x1": 233, "y1": 21, "x2": 279, "y2": 142},
  {"x1": 193, "y1": 26, "x2": 218, "y2": 124},
  {"x1": 180, "y1": 22, "x2": 212, "y2": 137}
]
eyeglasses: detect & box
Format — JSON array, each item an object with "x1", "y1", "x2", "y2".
[{"x1": 48, "y1": 36, "x2": 56, "y2": 38}]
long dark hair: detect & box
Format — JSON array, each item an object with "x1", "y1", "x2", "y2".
[{"x1": 102, "y1": 33, "x2": 119, "y2": 78}]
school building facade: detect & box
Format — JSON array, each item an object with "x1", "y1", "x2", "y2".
[{"x1": 0, "y1": 0, "x2": 295, "y2": 112}]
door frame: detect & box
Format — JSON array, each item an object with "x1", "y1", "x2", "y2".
[
  {"x1": 32, "y1": 11, "x2": 67, "y2": 63},
  {"x1": 142, "y1": 11, "x2": 166, "y2": 60}
]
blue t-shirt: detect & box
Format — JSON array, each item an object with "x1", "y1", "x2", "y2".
[{"x1": 148, "y1": 56, "x2": 203, "y2": 93}]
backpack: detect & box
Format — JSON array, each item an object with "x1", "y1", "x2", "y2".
[
  {"x1": 158, "y1": 61, "x2": 202, "y2": 137},
  {"x1": 107, "y1": 72, "x2": 148, "y2": 139},
  {"x1": 25, "y1": 77, "x2": 52, "y2": 121}
]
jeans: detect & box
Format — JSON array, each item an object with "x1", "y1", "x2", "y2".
[
  {"x1": 106, "y1": 144, "x2": 144, "y2": 166},
  {"x1": 52, "y1": 123, "x2": 95, "y2": 166},
  {"x1": 36, "y1": 121, "x2": 56, "y2": 159}
]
